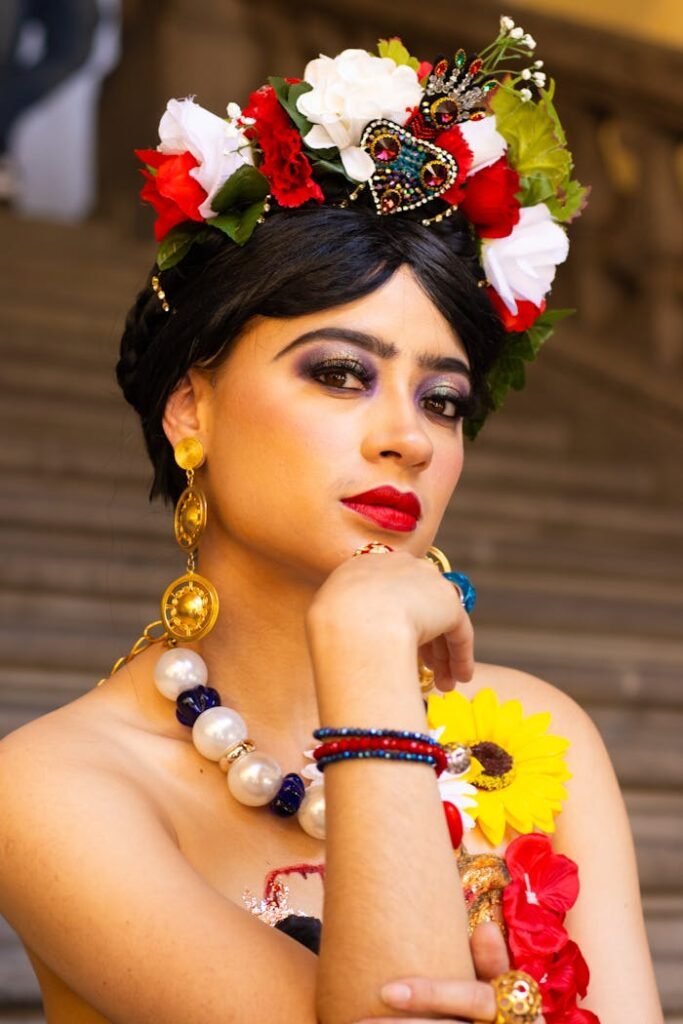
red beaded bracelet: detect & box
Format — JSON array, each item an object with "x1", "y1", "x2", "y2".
[{"x1": 313, "y1": 736, "x2": 448, "y2": 776}]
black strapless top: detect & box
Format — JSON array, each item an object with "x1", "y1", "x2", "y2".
[{"x1": 275, "y1": 914, "x2": 322, "y2": 954}]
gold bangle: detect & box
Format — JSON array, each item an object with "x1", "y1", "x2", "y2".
[{"x1": 490, "y1": 970, "x2": 542, "y2": 1024}]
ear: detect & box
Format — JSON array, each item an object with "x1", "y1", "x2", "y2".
[{"x1": 162, "y1": 369, "x2": 213, "y2": 451}]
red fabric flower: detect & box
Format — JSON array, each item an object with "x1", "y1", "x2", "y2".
[
  {"x1": 243, "y1": 85, "x2": 324, "y2": 208},
  {"x1": 487, "y1": 287, "x2": 545, "y2": 332},
  {"x1": 417, "y1": 60, "x2": 433, "y2": 80},
  {"x1": 460, "y1": 156, "x2": 521, "y2": 237},
  {"x1": 547, "y1": 1008, "x2": 600, "y2": 1024},
  {"x1": 519, "y1": 941, "x2": 590, "y2": 1017},
  {"x1": 503, "y1": 833, "x2": 579, "y2": 958},
  {"x1": 432, "y1": 126, "x2": 473, "y2": 205},
  {"x1": 135, "y1": 149, "x2": 207, "y2": 241}
]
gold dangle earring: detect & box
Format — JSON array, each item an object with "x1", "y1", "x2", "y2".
[
  {"x1": 418, "y1": 545, "x2": 453, "y2": 693},
  {"x1": 160, "y1": 438, "x2": 220, "y2": 643}
]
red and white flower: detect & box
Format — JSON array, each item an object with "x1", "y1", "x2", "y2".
[
  {"x1": 157, "y1": 97, "x2": 254, "y2": 219},
  {"x1": 296, "y1": 48, "x2": 423, "y2": 181},
  {"x1": 482, "y1": 203, "x2": 569, "y2": 315},
  {"x1": 459, "y1": 115, "x2": 509, "y2": 176}
]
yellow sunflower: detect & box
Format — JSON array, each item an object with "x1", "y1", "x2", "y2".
[{"x1": 427, "y1": 688, "x2": 571, "y2": 847}]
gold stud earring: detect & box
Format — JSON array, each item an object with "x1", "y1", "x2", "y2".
[{"x1": 159, "y1": 438, "x2": 220, "y2": 642}]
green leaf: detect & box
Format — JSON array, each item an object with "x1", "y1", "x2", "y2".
[
  {"x1": 518, "y1": 172, "x2": 556, "y2": 208},
  {"x1": 210, "y1": 164, "x2": 270, "y2": 216},
  {"x1": 377, "y1": 37, "x2": 420, "y2": 71},
  {"x1": 208, "y1": 199, "x2": 266, "y2": 246},
  {"x1": 156, "y1": 226, "x2": 201, "y2": 270},
  {"x1": 490, "y1": 83, "x2": 571, "y2": 192},
  {"x1": 308, "y1": 154, "x2": 350, "y2": 179},
  {"x1": 269, "y1": 76, "x2": 313, "y2": 136},
  {"x1": 546, "y1": 178, "x2": 590, "y2": 223},
  {"x1": 526, "y1": 308, "x2": 574, "y2": 353}
]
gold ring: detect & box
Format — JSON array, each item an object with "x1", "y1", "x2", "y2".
[
  {"x1": 490, "y1": 970, "x2": 542, "y2": 1023},
  {"x1": 352, "y1": 542, "x2": 394, "y2": 557}
]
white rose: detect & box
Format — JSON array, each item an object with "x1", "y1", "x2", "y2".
[
  {"x1": 482, "y1": 203, "x2": 569, "y2": 314},
  {"x1": 458, "y1": 116, "x2": 508, "y2": 175},
  {"x1": 158, "y1": 98, "x2": 254, "y2": 219},
  {"x1": 296, "y1": 48, "x2": 423, "y2": 181}
]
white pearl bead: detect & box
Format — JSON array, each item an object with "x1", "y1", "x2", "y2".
[
  {"x1": 228, "y1": 751, "x2": 283, "y2": 807},
  {"x1": 298, "y1": 782, "x2": 326, "y2": 840},
  {"x1": 192, "y1": 705, "x2": 247, "y2": 761},
  {"x1": 154, "y1": 648, "x2": 208, "y2": 701}
]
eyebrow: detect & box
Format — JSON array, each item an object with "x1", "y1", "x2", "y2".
[{"x1": 272, "y1": 327, "x2": 471, "y2": 379}]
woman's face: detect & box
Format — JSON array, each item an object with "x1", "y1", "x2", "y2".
[{"x1": 188, "y1": 266, "x2": 473, "y2": 581}]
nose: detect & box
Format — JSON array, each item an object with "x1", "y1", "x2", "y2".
[{"x1": 360, "y1": 386, "x2": 434, "y2": 469}]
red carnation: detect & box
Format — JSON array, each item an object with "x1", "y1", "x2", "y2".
[
  {"x1": 135, "y1": 148, "x2": 207, "y2": 241},
  {"x1": 487, "y1": 287, "x2": 545, "y2": 332},
  {"x1": 503, "y1": 833, "x2": 579, "y2": 958},
  {"x1": 460, "y1": 156, "x2": 521, "y2": 238},
  {"x1": 433, "y1": 126, "x2": 473, "y2": 205},
  {"x1": 243, "y1": 85, "x2": 324, "y2": 208}
]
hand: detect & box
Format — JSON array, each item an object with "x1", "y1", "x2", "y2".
[
  {"x1": 352, "y1": 922, "x2": 545, "y2": 1023},
  {"x1": 307, "y1": 550, "x2": 473, "y2": 691}
]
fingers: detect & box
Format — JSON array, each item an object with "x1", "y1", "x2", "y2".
[
  {"x1": 377, "y1": 976, "x2": 496, "y2": 1020},
  {"x1": 471, "y1": 922, "x2": 510, "y2": 980},
  {"x1": 444, "y1": 606, "x2": 474, "y2": 684}
]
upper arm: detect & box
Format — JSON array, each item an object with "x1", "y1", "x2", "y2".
[
  {"x1": 552, "y1": 692, "x2": 664, "y2": 1022},
  {"x1": 0, "y1": 730, "x2": 318, "y2": 1024}
]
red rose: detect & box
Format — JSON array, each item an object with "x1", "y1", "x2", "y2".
[
  {"x1": 433, "y1": 126, "x2": 473, "y2": 205},
  {"x1": 519, "y1": 941, "x2": 590, "y2": 1017},
  {"x1": 503, "y1": 834, "x2": 579, "y2": 958},
  {"x1": 487, "y1": 287, "x2": 545, "y2": 332},
  {"x1": 460, "y1": 156, "x2": 521, "y2": 237},
  {"x1": 135, "y1": 148, "x2": 207, "y2": 241},
  {"x1": 243, "y1": 85, "x2": 324, "y2": 208}
]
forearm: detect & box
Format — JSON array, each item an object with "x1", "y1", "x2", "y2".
[{"x1": 309, "y1": 616, "x2": 474, "y2": 1024}]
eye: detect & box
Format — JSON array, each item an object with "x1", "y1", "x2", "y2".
[
  {"x1": 310, "y1": 358, "x2": 371, "y2": 391},
  {"x1": 422, "y1": 388, "x2": 473, "y2": 421}
]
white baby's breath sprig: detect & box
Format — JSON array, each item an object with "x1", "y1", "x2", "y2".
[
  {"x1": 533, "y1": 71, "x2": 547, "y2": 87},
  {"x1": 533, "y1": 59, "x2": 544, "y2": 68},
  {"x1": 510, "y1": 26, "x2": 525, "y2": 40},
  {"x1": 520, "y1": 87, "x2": 533, "y2": 102},
  {"x1": 500, "y1": 15, "x2": 515, "y2": 32},
  {"x1": 523, "y1": 33, "x2": 537, "y2": 49},
  {"x1": 521, "y1": 68, "x2": 532, "y2": 80}
]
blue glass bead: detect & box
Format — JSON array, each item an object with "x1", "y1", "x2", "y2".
[
  {"x1": 443, "y1": 571, "x2": 477, "y2": 613},
  {"x1": 175, "y1": 685, "x2": 221, "y2": 726},
  {"x1": 270, "y1": 773, "x2": 306, "y2": 817}
]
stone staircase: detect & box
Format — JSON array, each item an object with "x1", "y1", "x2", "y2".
[{"x1": 1, "y1": 208, "x2": 682, "y2": 1021}]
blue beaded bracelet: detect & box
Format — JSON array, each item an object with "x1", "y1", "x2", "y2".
[
  {"x1": 315, "y1": 749, "x2": 438, "y2": 772},
  {"x1": 313, "y1": 726, "x2": 435, "y2": 744}
]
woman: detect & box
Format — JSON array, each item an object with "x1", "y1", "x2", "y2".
[{"x1": 0, "y1": 23, "x2": 663, "y2": 1024}]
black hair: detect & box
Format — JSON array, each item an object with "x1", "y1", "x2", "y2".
[{"x1": 116, "y1": 205, "x2": 505, "y2": 504}]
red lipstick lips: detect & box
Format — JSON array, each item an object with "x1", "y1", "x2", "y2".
[{"x1": 340, "y1": 486, "x2": 422, "y2": 533}]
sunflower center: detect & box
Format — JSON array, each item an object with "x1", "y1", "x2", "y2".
[{"x1": 470, "y1": 741, "x2": 516, "y2": 791}]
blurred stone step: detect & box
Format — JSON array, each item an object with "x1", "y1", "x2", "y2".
[
  {"x1": 455, "y1": 486, "x2": 683, "y2": 539},
  {"x1": 445, "y1": 519, "x2": 683, "y2": 585}
]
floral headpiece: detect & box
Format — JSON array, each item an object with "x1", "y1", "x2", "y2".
[{"x1": 136, "y1": 16, "x2": 587, "y2": 436}]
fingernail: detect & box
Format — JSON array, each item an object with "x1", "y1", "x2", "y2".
[{"x1": 380, "y1": 982, "x2": 412, "y2": 1006}]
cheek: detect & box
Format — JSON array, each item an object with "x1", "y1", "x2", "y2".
[{"x1": 430, "y1": 435, "x2": 465, "y2": 504}]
